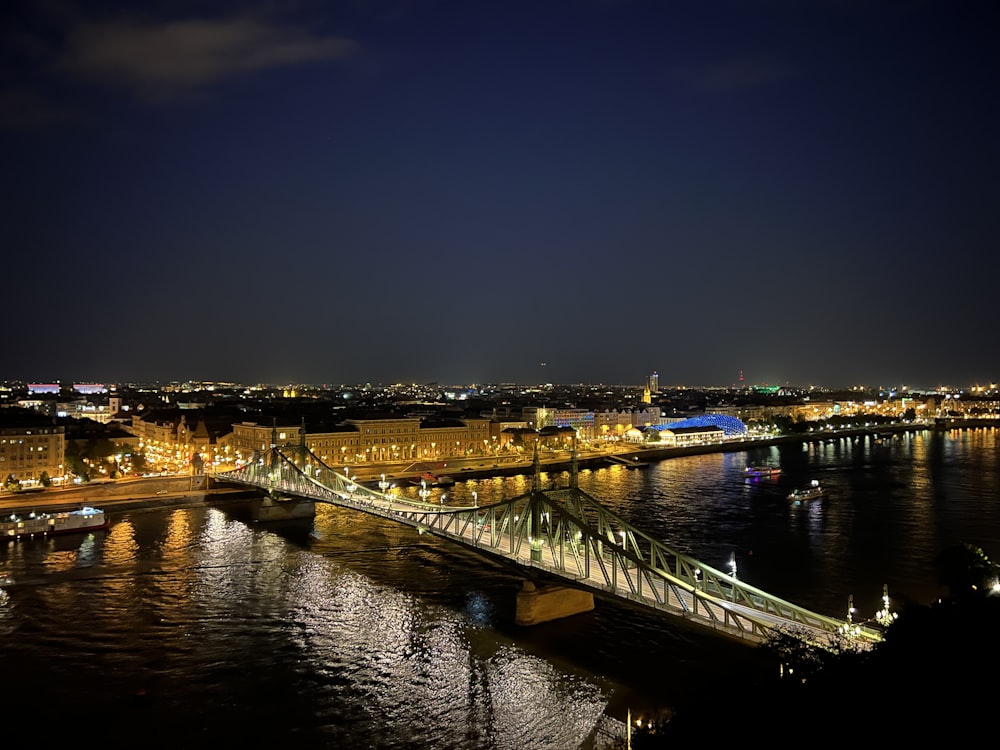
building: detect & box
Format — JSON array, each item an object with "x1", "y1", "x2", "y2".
[
  {"x1": 651, "y1": 424, "x2": 725, "y2": 447},
  {"x1": 230, "y1": 415, "x2": 495, "y2": 469},
  {"x1": 0, "y1": 413, "x2": 66, "y2": 486}
]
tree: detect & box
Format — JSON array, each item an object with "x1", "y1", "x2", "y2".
[
  {"x1": 39, "y1": 470, "x2": 52, "y2": 487},
  {"x1": 935, "y1": 542, "x2": 998, "y2": 600},
  {"x1": 63, "y1": 441, "x2": 90, "y2": 481},
  {"x1": 4, "y1": 474, "x2": 20, "y2": 492}
]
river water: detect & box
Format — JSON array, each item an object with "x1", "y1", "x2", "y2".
[{"x1": 1, "y1": 427, "x2": 996, "y2": 748}]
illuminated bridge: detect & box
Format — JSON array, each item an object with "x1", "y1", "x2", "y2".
[{"x1": 214, "y1": 441, "x2": 883, "y2": 650}]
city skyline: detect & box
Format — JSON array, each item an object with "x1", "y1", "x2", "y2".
[
  {"x1": 4, "y1": 373, "x2": 996, "y2": 395},
  {"x1": 3, "y1": 1, "x2": 998, "y2": 388}
]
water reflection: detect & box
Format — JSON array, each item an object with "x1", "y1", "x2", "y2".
[{"x1": 0, "y1": 428, "x2": 996, "y2": 748}]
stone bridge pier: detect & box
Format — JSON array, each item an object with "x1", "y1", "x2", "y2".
[{"x1": 515, "y1": 580, "x2": 595, "y2": 626}]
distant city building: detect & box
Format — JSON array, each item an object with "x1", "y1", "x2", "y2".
[
  {"x1": 57, "y1": 400, "x2": 117, "y2": 424},
  {"x1": 27, "y1": 383, "x2": 60, "y2": 395},
  {"x1": 548, "y1": 408, "x2": 595, "y2": 440},
  {"x1": 632, "y1": 406, "x2": 661, "y2": 428},
  {"x1": 73, "y1": 383, "x2": 107, "y2": 395},
  {"x1": 648, "y1": 371, "x2": 659, "y2": 394},
  {"x1": 520, "y1": 407, "x2": 549, "y2": 430}
]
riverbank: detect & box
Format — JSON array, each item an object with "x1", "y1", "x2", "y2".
[
  {"x1": 2, "y1": 418, "x2": 992, "y2": 515},
  {"x1": 0, "y1": 476, "x2": 256, "y2": 515},
  {"x1": 366, "y1": 417, "x2": 994, "y2": 485}
]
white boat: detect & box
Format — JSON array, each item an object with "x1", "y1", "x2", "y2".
[
  {"x1": 788, "y1": 480, "x2": 823, "y2": 502},
  {"x1": 0, "y1": 506, "x2": 109, "y2": 541}
]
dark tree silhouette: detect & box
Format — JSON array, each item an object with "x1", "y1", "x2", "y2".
[{"x1": 935, "y1": 543, "x2": 998, "y2": 599}]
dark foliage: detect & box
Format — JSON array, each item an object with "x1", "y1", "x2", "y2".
[{"x1": 640, "y1": 547, "x2": 1000, "y2": 744}]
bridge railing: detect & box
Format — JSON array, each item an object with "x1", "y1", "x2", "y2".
[{"x1": 215, "y1": 448, "x2": 882, "y2": 647}]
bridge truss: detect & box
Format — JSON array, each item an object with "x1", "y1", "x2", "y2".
[{"x1": 216, "y1": 442, "x2": 882, "y2": 648}]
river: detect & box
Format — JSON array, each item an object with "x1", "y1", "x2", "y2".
[{"x1": 0, "y1": 427, "x2": 996, "y2": 748}]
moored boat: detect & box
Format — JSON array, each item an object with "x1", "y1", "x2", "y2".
[
  {"x1": 788, "y1": 480, "x2": 823, "y2": 502},
  {"x1": 411, "y1": 471, "x2": 455, "y2": 487},
  {"x1": 0, "y1": 506, "x2": 109, "y2": 541}
]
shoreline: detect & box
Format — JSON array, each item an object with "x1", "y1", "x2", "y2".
[{"x1": 1, "y1": 419, "x2": 993, "y2": 515}]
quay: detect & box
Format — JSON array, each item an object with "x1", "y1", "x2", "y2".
[{"x1": 0, "y1": 418, "x2": 992, "y2": 514}]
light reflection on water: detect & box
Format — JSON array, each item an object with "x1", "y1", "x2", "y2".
[
  {"x1": 403, "y1": 428, "x2": 1000, "y2": 617},
  {"x1": 0, "y1": 427, "x2": 996, "y2": 747},
  {"x1": 0, "y1": 504, "x2": 621, "y2": 749}
]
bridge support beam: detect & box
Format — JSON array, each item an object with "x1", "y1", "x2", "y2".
[
  {"x1": 250, "y1": 495, "x2": 316, "y2": 522},
  {"x1": 515, "y1": 580, "x2": 594, "y2": 626}
]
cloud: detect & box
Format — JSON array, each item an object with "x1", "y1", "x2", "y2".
[
  {"x1": 669, "y1": 58, "x2": 796, "y2": 94},
  {"x1": 56, "y1": 14, "x2": 358, "y2": 98}
]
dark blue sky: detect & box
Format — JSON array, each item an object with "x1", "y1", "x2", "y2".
[{"x1": 3, "y1": 1, "x2": 998, "y2": 389}]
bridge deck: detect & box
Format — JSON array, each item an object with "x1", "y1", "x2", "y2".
[{"x1": 214, "y1": 445, "x2": 882, "y2": 649}]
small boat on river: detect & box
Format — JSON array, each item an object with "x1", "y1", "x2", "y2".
[
  {"x1": 788, "y1": 480, "x2": 823, "y2": 503},
  {"x1": 744, "y1": 465, "x2": 780, "y2": 479}
]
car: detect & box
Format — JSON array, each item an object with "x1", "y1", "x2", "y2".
[{"x1": 155, "y1": 490, "x2": 168, "y2": 495}]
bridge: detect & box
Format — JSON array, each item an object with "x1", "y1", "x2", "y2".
[{"x1": 213, "y1": 438, "x2": 883, "y2": 650}]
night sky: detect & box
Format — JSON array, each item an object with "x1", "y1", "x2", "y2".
[{"x1": 3, "y1": 1, "x2": 998, "y2": 389}]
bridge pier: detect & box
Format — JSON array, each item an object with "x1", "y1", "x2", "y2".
[
  {"x1": 515, "y1": 580, "x2": 594, "y2": 626},
  {"x1": 250, "y1": 495, "x2": 316, "y2": 522}
]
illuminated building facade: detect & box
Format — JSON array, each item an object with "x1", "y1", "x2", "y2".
[
  {"x1": 230, "y1": 416, "x2": 494, "y2": 468},
  {"x1": 0, "y1": 424, "x2": 65, "y2": 484},
  {"x1": 27, "y1": 384, "x2": 60, "y2": 395}
]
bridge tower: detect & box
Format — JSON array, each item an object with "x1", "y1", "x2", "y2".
[
  {"x1": 514, "y1": 437, "x2": 596, "y2": 624},
  {"x1": 570, "y1": 434, "x2": 579, "y2": 490},
  {"x1": 267, "y1": 420, "x2": 281, "y2": 498},
  {"x1": 252, "y1": 418, "x2": 316, "y2": 521},
  {"x1": 529, "y1": 442, "x2": 544, "y2": 562}
]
